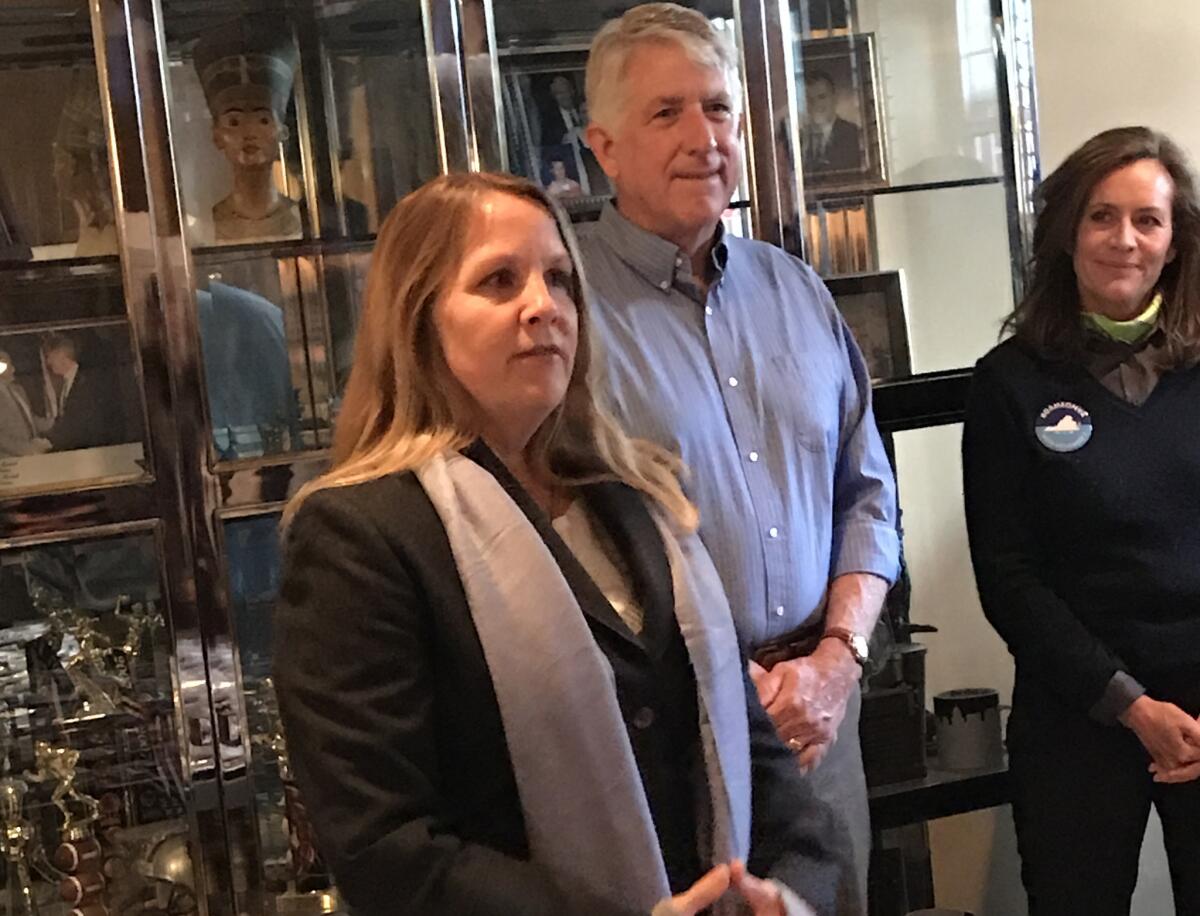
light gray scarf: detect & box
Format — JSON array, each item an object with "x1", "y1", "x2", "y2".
[{"x1": 415, "y1": 452, "x2": 751, "y2": 913}]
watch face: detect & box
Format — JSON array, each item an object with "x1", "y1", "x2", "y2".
[{"x1": 849, "y1": 634, "x2": 870, "y2": 661}]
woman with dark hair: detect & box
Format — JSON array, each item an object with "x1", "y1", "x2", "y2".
[{"x1": 963, "y1": 126, "x2": 1200, "y2": 915}]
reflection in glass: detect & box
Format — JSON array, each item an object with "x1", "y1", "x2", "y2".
[
  {"x1": 225, "y1": 515, "x2": 340, "y2": 908},
  {"x1": 0, "y1": 533, "x2": 194, "y2": 914},
  {"x1": 873, "y1": 182, "x2": 1014, "y2": 373},
  {"x1": 161, "y1": 2, "x2": 436, "y2": 462},
  {"x1": 321, "y1": 250, "x2": 371, "y2": 398},
  {"x1": 53, "y1": 68, "x2": 118, "y2": 258},
  {"x1": 0, "y1": 326, "x2": 146, "y2": 495},
  {"x1": 322, "y1": 0, "x2": 440, "y2": 227},
  {"x1": 197, "y1": 280, "x2": 301, "y2": 460},
  {"x1": 792, "y1": 0, "x2": 1017, "y2": 397},
  {"x1": 0, "y1": 23, "x2": 116, "y2": 263},
  {"x1": 844, "y1": 0, "x2": 1002, "y2": 184}
]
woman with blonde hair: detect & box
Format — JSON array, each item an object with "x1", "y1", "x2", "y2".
[{"x1": 273, "y1": 172, "x2": 839, "y2": 916}]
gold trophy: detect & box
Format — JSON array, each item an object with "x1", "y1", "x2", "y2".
[
  {"x1": 30, "y1": 741, "x2": 100, "y2": 841},
  {"x1": 33, "y1": 589, "x2": 163, "y2": 718},
  {"x1": 0, "y1": 775, "x2": 40, "y2": 916},
  {"x1": 30, "y1": 742, "x2": 108, "y2": 914}
]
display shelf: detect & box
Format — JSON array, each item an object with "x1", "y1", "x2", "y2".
[
  {"x1": 872, "y1": 369, "x2": 973, "y2": 433},
  {"x1": 807, "y1": 174, "x2": 1004, "y2": 204},
  {"x1": 869, "y1": 755, "x2": 1011, "y2": 831}
]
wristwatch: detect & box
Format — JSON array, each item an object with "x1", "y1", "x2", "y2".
[{"x1": 821, "y1": 627, "x2": 869, "y2": 668}]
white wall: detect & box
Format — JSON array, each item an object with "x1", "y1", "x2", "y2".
[
  {"x1": 1033, "y1": 1, "x2": 1200, "y2": 171},
  {"x1": 893, "y1": 424, "x2": 1025, "y2": 916}
]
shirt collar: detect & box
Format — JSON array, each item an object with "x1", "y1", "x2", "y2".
[{"x1": 596, "y1": 202, "x2": 728, "y2": 296}]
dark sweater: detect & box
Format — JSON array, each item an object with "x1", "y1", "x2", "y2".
[{"x1": 962, "y1": 339, "x2": 1200, "y2": 714}]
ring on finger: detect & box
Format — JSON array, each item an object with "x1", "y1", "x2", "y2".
[{"x1": 786, "y1": 737, "x2": 804, "y2": 752}]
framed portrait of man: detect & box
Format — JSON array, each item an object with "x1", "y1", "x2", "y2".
[
  {"x1": 798, "y1": 34, "x2": 887, "y2": 193},
  {"x1": 824, "y1": 270, "x2": 911, "y2": 383},
  {"x1": 499, "y1": 47, "x2": 612, "y2": 215}
]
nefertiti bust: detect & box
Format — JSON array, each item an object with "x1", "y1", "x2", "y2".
[{"x1": 193, "y1": 18, "x2": 302, "y2": 243}]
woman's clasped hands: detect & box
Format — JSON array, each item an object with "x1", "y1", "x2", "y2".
[{"x1": 662, "y1": 860, "x2": 816, "y2": 916}]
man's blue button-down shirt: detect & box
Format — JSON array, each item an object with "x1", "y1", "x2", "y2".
[{"x1": 579, "y1": 204, "x2": 899, "y2": 651}]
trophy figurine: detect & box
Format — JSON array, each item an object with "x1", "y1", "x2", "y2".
[
  {"x1": 0, "y1": 775, "x2": 40, "y2": 916},
  {"x1": 31, "y1": 586, "x2": 162, "y2": 718},
  {"x1": 30, "y1": 741, "x2": 100, "y2": 841},
  {"x1": 192, "y1": 17, "x2": 302, "y2": 243},
  {"x1": 30, "y1": 742, "x2": 109, "y2": 913}
]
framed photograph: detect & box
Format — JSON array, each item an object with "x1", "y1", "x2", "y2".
[
  {"x1": 824, "y1": 270, "x2": 911, "y2": 383},
  {"x1": 800, "y1": 0, "x2": 854, "y2": 33},
  {"x1": 499, "y1": 46, "x2": 612, "y2": 215},
  {"x1": 798, "y1": 34, "x2": 887, "y2": 193}
]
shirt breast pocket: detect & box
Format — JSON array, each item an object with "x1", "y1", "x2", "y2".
[{"x1": 763, "y1": 353, "x2": 840, "y2": 454}]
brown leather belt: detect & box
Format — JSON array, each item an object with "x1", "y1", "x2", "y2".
[{"x1": 751, "y1": 618, "x2": 825, "y2": 671}]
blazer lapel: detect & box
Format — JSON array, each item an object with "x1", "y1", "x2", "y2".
[
  {"x1": 463, "y1": 442, "x2": 643, "y2": 650},
  {"x1": 582, "y1": 482, "x2": 678, "y2": 659}
]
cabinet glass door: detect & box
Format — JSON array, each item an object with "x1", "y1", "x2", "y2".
[
  {"x1": 0, "y1": 2, "x2": 150, "y2": 497},
  {"x1": 793, "y1": 0, "x2": 1022, "y2": 377},
  {"x1": 487, "y1": 0, "x2": 754, "y2": 238},
  {"x1": 158, "y1": 0, "x2": 437, "y2": 462},
  {"x1": 0, "y1": 528, "x2": 209, "y2": 916}
]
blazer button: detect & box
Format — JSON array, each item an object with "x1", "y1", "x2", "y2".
[{"x1": 632, "y1": 707, "x2": 655, "y2": 730}]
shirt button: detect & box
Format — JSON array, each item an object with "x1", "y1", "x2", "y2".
[
  {"x1": 728, "y1": 377, "x2": 739, "y2": 388},
  {"x1": 748, "y1": 450, "x2": 759, "y2": 463},
  {"x1": 675, "y1": 255, "x2": 684, "y2": 267},
  {"x1": 659, "y1": 280, "x2": 670, "y2": 291},
  {"x1": 705, "y1": 305, "x2": 713, "y2": 316},
  {"x1": 768, "y1": 526, "x2": 780, "y2": 538},
  {"x1": 774, "y1": 605, "x2": 785, "y2": 617},
  {"x1": 632, "y1": 707, "x2": 655, "y2": 729}
]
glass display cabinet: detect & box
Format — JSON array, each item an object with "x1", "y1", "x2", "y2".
[
  {"x1": 0, "y1": 0, "x2": 1037, "y2": 912},
  {"x1": 793, "y1": 0, "x2": 1039, "y2": 410}
]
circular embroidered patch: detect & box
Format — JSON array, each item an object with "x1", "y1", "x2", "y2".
[{"x1": 1035, "y1": 401, "x2": 1093, "y2": 452}]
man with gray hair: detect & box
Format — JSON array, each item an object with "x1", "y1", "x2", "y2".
[{"x1": 580, "y1": 5, "x2": 899, "y2": 913}]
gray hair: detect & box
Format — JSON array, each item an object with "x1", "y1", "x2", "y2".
[{"x1": 585, "y1": 3, "x2": 741, "y2": 131}]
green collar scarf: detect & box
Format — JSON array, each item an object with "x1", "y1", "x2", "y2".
[{"x1": 1083, "y1": 292, "x2": 1162, "y2": 344}]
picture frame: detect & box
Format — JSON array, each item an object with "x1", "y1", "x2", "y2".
[
  {"x1": 800, "y1": 0, "x2": 854, "y2": 34},
  {"x1": 499, "y1": 45, "x2": 612, "y2": 217},
  {"x1": 797, "y1": 34, "x2": 888, "y2": 194},
  {"x1": 824, "y1": 269, "x2": 911, "y2": 383}
]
